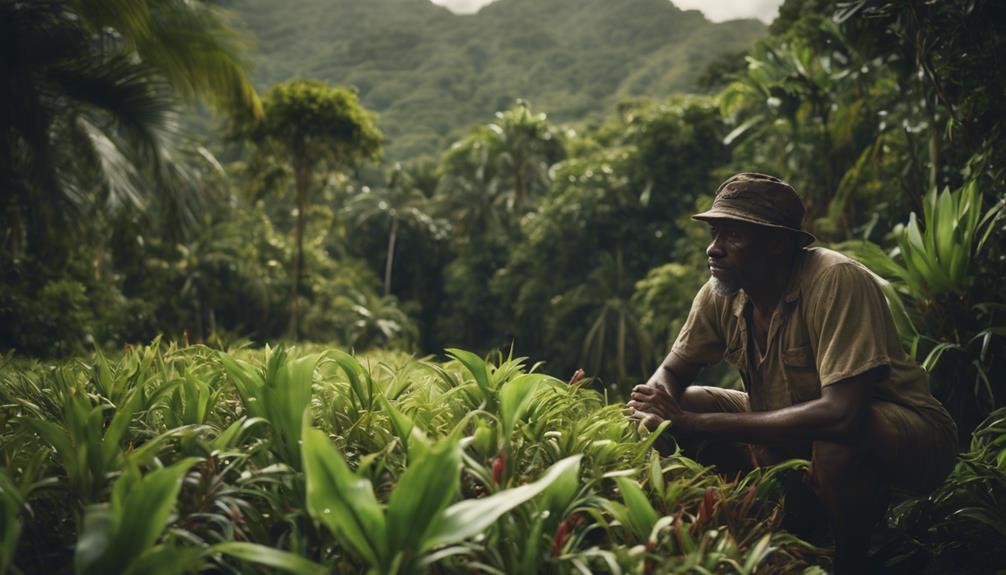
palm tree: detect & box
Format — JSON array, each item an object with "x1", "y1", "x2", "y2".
[
  {"x1": 434, "y1": 128, "x2": 505, "y2": 242},
  {"x1": 0, "y1": 0, "x2": 260, "y2": 260},
  {"x1": 485, "y1": 100, "x2": 564, "y2": 213},
  {"x1": 347, "y1": 161, "x2": 445, "y2": 296},
  {"x1": 578, "y1": 248, "x2": 653, "y2": 389}
]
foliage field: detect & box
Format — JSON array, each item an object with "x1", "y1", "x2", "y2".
[{"x1": 1, "y1": 343, "x2": 1004, "y2": 573}]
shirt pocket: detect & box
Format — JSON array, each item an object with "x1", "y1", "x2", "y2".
[{"x1": 782, "y1": 344, "x2": 820, "y2": 403}]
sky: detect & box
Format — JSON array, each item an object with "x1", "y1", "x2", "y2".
[{"x1": 429, "y1": 0, "x2": 786, "y2": 23}]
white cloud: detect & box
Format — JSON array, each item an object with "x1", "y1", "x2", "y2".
[
  {"x1": 430, "y1": 0, "x2": 785, "y2": 23},
  {"x1": 430, "y1": 0, "x2": 490, "y2": 14},
  {"x1": 671, "y1": 0, "x2": 784, "y2": 23}
]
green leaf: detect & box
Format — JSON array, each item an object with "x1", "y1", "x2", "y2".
[
  {"x1": 378, "y1": 394, "x2": 414, "y2": 450},
  {"x1": 446, "y1": 348, "x2": 493, "y2": 402},
  {"x1": 301, "y1": 422, "x2": 387, "y2": 568},
  {"x1": 499, "y1": 373, "x2": 545, "y2": 440},
  {"x1": 210, "y1": 416, "x2": 268, "y2": 452},
  {"x1": 78, "y1": 458, "x2": 201, "y2": 575},
  {"x1": 613, "y1": 476, "x2": 658, "y2": 542},
  {"x1": 207, "y1": 542, "x2": 328, "y2": 575},
  {"x1": 423, "y1": 455, "x2": 582, "y2": 550},
  {"x1": 101, "y1": 388, "x2": 142, "y2": 466},
  {"x1": 386, "y1": 439, "x2": 462, "y2": 553},
  {"x1": 123, "y1": 545, "x2": 203, "y2": 575},
  {"x1": 109, "y1": 458, "x2": 201, "y2": 559},
  {"x1": 75, "y1": 504, "x2": 114, "y2": 575},
  {"x1": 740, "y1": 533, "x2": 773, "y2": 574},
  {"x1": 331, "y1": 350, "x2": 371, "y2": 409}
]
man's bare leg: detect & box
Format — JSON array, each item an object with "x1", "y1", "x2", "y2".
[
  {"x1": 810, "y1": 409, "x2": 898, "y2": 574},
  {"x1": 672, "y1": 387, "x2": 756, "y2": 476}
]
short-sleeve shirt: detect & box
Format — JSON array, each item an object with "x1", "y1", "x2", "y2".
[{"x1": 670, "y1": 247, "x2": 953, "y2": 426}]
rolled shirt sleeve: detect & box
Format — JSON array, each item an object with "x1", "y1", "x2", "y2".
[
  {"x1": 807, "y1": 263, "x2": 893, "y2": 387},
  {"x1": 670, "y1": 281, "x2": 727, "y2": 367}
]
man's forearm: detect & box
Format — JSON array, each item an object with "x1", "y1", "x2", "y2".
[
  {"x1": 690, "y1": 396, "x2": 864, "y2": 444},
  {"x1": 646, "y1": 352, "x2": 696, "y2": 399}
]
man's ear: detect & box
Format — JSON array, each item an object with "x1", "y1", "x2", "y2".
[{"x1": 768, "y1": 229, "x2": 798, "y2": 257}]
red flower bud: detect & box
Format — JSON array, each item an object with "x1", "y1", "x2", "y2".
[
  {"x1": 492, "y1": 451, "x2": 506, "y2": 484},
  {"x1": 699, "y1": 487, "x2": 717, "y2": 524},
  {"x1": 568, "y1": 368, "x2": 586, "y2": 386},
  {"x1": 551, "y1": 519, "x2": 572, "y2": 556}
]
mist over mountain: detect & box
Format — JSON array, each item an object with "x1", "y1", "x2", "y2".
[{"x1": 230, "y1": 0, "x2": 765, "y2": 159}]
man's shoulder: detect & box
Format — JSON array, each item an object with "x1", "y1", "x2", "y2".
[
  {"x1": 800, "y1": 247, "x2": 877, "y2": 283},
  {"x1": 798, "y1": 247, "x2": 885, "y2": 299}
]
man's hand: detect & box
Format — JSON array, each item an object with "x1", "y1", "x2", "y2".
[{"x1": 627, "y1": 383, "x2": 697, "y2": 436}]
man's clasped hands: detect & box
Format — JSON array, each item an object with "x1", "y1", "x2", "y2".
[{"x1": 626, "y1": 383, "x2": 698, "y2": 436}]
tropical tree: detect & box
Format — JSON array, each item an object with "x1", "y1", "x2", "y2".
[
  {"x1": 0, "y1": 0, "x2": 260, "y2": 260},
  {"x1": 578, "y1": 249, "x2": 654, "y2": 388},
  {"x1": 484, "y1": 100, "x2": 565, "y2": 213},
  {"x1": 238, "y1": 80, "x2": 383, "y2": 338},
  {"x1": 347, "y1": 161, "x2": 445, "y2": 296}
]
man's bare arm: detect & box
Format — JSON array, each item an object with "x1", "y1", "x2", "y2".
[
  {"x1": 644, "y1": 351, "x2": 702, "y2": 399},
  {"x1": 631, "y1": 365, "x2": 885, "y2": 444}
]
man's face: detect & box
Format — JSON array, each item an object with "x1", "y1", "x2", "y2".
[{"x1": 705, "y1": 219, "x2": 773, "y2": 296}]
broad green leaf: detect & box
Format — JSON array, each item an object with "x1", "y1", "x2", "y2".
[
  {"x1": 123, "y1": 545, "x2": 203, "y2": 575},
  {"x1": 423, "y1": 455, "x2": 581, "y2": 550},
  {"x1": 446, "y1": 348, "x2": 492, "y2": 400},
  {"x1": 101, "y1": 388, "x2": 142, "y2": 466},
  {"x1": 648, "y1": 450, "x2": 665, "y2": 495},
  {"x1": 107, "y1": 458, "x2": 201, "y2": 563},
  {"x1": 210, "y1": 416, "x2": 268, "y2": 452},
  {"x1": 536, "y1": 454, "x2": 582, "y2": 516},
  {"x1": 218, "y1": 354, "x2": 266, "y2": 419},
  {"x1": 207, "y1": 542, "x2": 328, "y2": 575},
  {"x1": 499, "y1": 373, "x2": 545, "y2": 439},
  {"x1": 613, "y1": 476, "x2": 658, "y2": 542},
  {"x1": 331, "y1": 350, "x2": 371, "y2": 409},
  {"x1": 74, "y1": 504, "x2": 114, "y2": 575},
  {"x1": 78, "y1": 458, "x2": 200, "y2": 575},
  {"x1": 0, "y1": 470, "x2": 22, "y2": 574},
  {"x1": 386, "y1": 439, "x2": 462, "y2": 553},
  {"x1": 378, "y1": 394, "x2": 414, "y2": 449},
  {"x1": 301, "y1": 422, "x2": 387, "y2": 568}
]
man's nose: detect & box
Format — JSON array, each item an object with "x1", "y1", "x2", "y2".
[{"x1": 706, "y1": 237, "x2": 724, "y2": 259}]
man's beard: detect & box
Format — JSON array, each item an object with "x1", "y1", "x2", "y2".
[{"x1": 710, "y1": 271, "x2": 741, "y2": 296}]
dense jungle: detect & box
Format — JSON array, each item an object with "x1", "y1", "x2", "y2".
[{"x1": 1, "y1": 0, "x2": 1005, "y2": 573}]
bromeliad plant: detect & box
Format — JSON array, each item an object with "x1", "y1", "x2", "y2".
[
  {"x1": 302, "y1": 414, "x2": 582, "y2": 575},
  {"x1": 843, "y1": 175, "x2": 1006, "y2": 424}
]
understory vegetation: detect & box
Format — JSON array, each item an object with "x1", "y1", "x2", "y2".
[{"x1": 1, "y1": 343, "x2": 1003, "y2": 573}]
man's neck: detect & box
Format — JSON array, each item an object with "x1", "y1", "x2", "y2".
[{"x1": 744, "y1": 259, "x2": 796, "y2": 316}]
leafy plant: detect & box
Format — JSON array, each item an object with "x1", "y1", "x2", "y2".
[{"x1": 301, "y1": 414, "x2": 582, "y2": 574}]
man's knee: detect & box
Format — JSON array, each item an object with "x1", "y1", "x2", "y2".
[
  {"x1": 810, "y1": 440, "x2": 877, "y2": 496},
  {"x1": 680, "y1": 386, "x2": 748, "y2": 414}
]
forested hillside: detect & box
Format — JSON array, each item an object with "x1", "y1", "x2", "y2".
[{"x1": 229, "y1": 0, "x2": 765, "y2": 158}]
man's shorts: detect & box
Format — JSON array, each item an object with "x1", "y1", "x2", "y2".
[{"x1": 690, "y1": 385, "x2": 958, "y2": 495}]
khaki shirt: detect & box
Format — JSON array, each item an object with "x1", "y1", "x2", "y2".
[{"x1": 670, "y1": 247, "x2": 952, "y2": 423}]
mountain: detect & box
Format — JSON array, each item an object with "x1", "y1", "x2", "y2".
[{"x1": 229, "y1": 0, "x2": 765, "y2": 160}]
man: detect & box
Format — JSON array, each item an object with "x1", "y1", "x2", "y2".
[{"x1": 627, "y1": 173, "x2": 957, "y2": 573}]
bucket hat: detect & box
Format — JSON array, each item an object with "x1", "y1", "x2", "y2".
[{"x1": 692, "y1": 172, "x2": 816, "y2": 247}]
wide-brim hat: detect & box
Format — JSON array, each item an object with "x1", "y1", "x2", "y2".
[{"x1": 692, "y1": 172, "x2": 816, "y2": 247}]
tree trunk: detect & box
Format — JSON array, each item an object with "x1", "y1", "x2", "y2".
[
  {"x1": 384, "y1": 217, "x2": 399, "y2": 296},
  {"x1": 291, "y1": 160, "x2": 309, "y2": 340}
]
